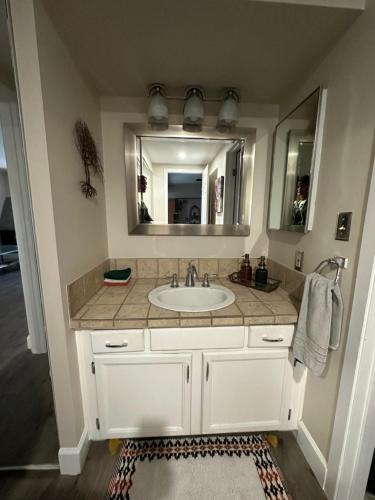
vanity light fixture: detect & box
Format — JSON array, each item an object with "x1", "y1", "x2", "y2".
[
  {"x1": 146, "y1": 83, "x2": 241, "y2": 132},
  {"x1": 183, "y1": 87, "x2": 205, "y2": 132},
  {"x1": 147, "y1": 84, "x2": 169, "y2": 130},
  {"x1": 217, "y1": 88, "x2": 240, "y2": 132}
]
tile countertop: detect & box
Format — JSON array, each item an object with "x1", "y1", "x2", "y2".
[{"x1": 70, "y1": 278, "x2": 299, "y2": 330}]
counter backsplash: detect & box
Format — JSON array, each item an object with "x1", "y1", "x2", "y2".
[{"x1": 67, "y1": 257, "x2": 305, "y2": 320}]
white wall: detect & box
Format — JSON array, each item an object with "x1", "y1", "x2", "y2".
[
  {"x1": 101, "y1": 97, "x2": 277, "y2": 258},
  {"x1": 10, "y1": 0, "x2": 108, "y2": 451},
  {"x1": 268, "y1": 0, "x2": 375, "y2": 459}
]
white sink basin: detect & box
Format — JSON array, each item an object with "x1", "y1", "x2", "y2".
[{"x1": 148, "y1": 283, "x2": 235, "y2": 312}]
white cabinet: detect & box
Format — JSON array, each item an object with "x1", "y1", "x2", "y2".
[
  {"x1": 94, "y1": 353, "x2": 192, "y2": 438},
  {"x1": 202, "y1": 349, "x2": 291, "y2": 433},
  {"x1": 76, "y1": 327, "x2": 302, "y2": 440}
]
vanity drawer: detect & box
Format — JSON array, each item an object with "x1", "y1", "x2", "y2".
[
  {"x1": 91, "y1": 330, "x2": 145, "y2": 353},
  {"x1": 248, "y1": 325, "x2": 295, "y2": 348},
  {"x1": 151, "y1": 326, "x2": 245, "y2": 351}
]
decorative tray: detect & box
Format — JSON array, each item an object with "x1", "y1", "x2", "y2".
[{"x1": 228, "y1": 272, "x2": 281, "y2": 293}]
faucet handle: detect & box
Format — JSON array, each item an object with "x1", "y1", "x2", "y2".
[
  {"x1": 170, "y1": 273, "x2": 179, "y2": 288},
  {"x1": 202, "y1": 273, "x2": 210, "y2": 287}
]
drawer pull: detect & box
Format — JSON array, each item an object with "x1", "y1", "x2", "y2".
[
  {"x1": 262, "y1": 337, "x2": 284, "y2": 343},
  {"x1": 206, "y1": 362, "x2": 210, "y2": 381},
  {"x1": 187, "y1": 364, "x2": 190, "y2": 383},
  {"x1": 105, "y1": 341, "x2": 129, "y2": 348}
]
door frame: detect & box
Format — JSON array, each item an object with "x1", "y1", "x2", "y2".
[
  {"x1": 325, "y1": 158, "x2": 375, "y2": 499},
  {"x1": 0, "y1": 101, "x2": 47, "y2": 353}
]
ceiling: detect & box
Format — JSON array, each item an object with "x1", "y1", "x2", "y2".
[
  {"x1": 42, "y1": 0, "x2": 361, "y2": 103},
  {"x1": 142, "y1": 138, "x2": 232, "y2": 166},
  {"x1": 168, "y1": 173, "x2": 202, "y2": 185}
]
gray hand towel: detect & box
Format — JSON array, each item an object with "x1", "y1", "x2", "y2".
[{"x1": 293, "y1": 272, "x2": 343, "y2": 376}]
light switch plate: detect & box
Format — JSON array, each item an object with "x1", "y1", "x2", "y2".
[
  {"x1": 295, "y1": 250, "x2": 304, "y2": 272},
  {"x1": 336, "y1": 212, "x2": 352, "y2": 241}
]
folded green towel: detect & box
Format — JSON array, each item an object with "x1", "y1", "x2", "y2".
[{"x1": 104, "y1": 268, "x2": 132, "y2": 281}]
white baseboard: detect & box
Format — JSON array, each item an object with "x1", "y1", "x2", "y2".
[
  {"x1": 297, "y1": 420, "x2": 328, "y2": 489},
  {"x1": 58, "y1": 427, "x2": 90, "y2": 475}
]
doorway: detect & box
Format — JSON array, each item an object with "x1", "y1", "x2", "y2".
[{"x1": 0, "y1": 3, "x2": 59, "y2": 469}]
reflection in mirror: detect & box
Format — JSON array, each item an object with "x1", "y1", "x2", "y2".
[
  {"x1": 268, "y1": 87, "x2": 327, "y2": 232},
  {"x1": 137, "y1": 137, "x2": 244, "y2": 226}
]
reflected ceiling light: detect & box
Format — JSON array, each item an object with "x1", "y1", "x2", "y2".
[
  {"x1": 217, "y1": 88, "x2": 240, "y2": 132},
  {"x1": 183, "y1": 87, "x2": 204, "y2": 132},
  {"x1": 178, "y1": 151, "x2": 187, "y2": 160},
  {"x1": 147, "y1": 84, "x2": 168, "y2": 130}
]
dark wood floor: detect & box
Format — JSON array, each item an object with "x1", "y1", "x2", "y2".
[
  {"x1": 0, "y1": 269, "x2": 59, "y2": 466},
  {"x1": 0, "y1": 432, "x2": 326, "y2": 500}
]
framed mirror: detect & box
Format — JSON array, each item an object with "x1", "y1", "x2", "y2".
[
  {"x1": 268, "y1": 87, "x2": 327, "y2": 232},
  {"x1": 124, "y1": 125, "x2": 255, "y2": 236}
]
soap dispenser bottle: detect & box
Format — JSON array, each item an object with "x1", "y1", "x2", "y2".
[
  {"x1": 239, "y1": 253, "x2": 252, "y2": 282},
  {"x1": 255, "y1": 256, "x2": 268, "y2": 284}
]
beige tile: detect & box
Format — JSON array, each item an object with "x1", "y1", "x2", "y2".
[
  {"x1": 157, "y1": 278, "x2": 171, "y2": 285},
  {"x1": 212, "y1": 317, "x2": 243, "y2": 326},
  {"x1": 251, "y1": 289, "x2": 290, "y2": 302},
  {"x1": 180, "y1": 310, "x2": 211, "y2": 318},
  {"x1": 80, "y1": 320, "x2": 114, "y2": 329},
  {"x1": 87, "y1": 289, "x2": 105, "y2": 305},
  {"x1": 82, "y1": 304, "x2": 120, "y2": 320},
  {"x1": 72, "y1": 305, "x2": 89, "y2": 319},
  {"x1": 124, "y1": 291, "x2": 150, "y2": 304},
  {"x1": 158, "y1": 259, "x2": 178, "y2": 278},
  {"x1": 94, "y1": 291, "x2": 128, "y2": 305},
  {"x1": 114, "y1": 319, "x2": 147, "y2": 329},
  {"x1": 137, "y1": 259, "x2": 158, "y2": 278},
  {"x1": 199, "y1": 259, "x2": 219, "y2": 277},
  {"x1": 93, "y1": 263, "x2": 106, "y2": 292},
  {"x1": 83, "y1": 268, "x2": 97, "y2": 301},
  {"x1": 109, "y1": 259, "x2": 117, "y2": 270},
  {"x1": 180, "y1": 318, "x2": 211, "y2": 327},
  {"x1": 244, "y1": 316, "x2": 275, "y2": 325},
  {"x1": 275, "y1": 315, "x2": 298, "y2": 325},
  {"x1": 218, "y1": 258, "x2": 240, "y2": 278},
  {"x1": 116, "y1": 304, "x2": 150, "y2": 319},
  {"x1": 148, "y1": 318, "x2": 180, "y2": 328},
  {"x1": 148, "y1": 305, "x2": 179, "y2": 318},
  {"x1": 211, "y1": 304, "x2": 242, "y2": 317},
  {"x1": 178, "y1": 258, "x2": 199, "y2": 278},
  {"x1": 68, "y1": 277, "x2": 85, "y2": 316},
  {"x1": 100, "y1": 285, "x2": 131, "y2": 295},
  {"x1": 132, "y1": 281, "x2": 156, "y2": 293},
  {"x1": 115, "y1": 258, "x2": 137, "y2": 277},
  {"x1": 263, "y1": 301, "x2": 298, "y2": 315},
  {"x1": 237, "y1": 302, "x2": 273, "y2": 316},
  {"x1": 134, "y1": 278, "x2": 157, "y2": 286}
]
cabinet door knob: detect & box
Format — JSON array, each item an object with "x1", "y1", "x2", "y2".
[
  {"x1": 262, "y1": 337, "x2": 284, "y2": 343},
  {"x1": 105, "y1": 341, "x2": 129, "y2": 348}
]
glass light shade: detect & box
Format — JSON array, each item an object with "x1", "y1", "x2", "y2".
[
  {"x1": 217, "y1": 95, "x2": 239, "y2": 130},
  {"x1": 148, "y1": 92, "x2": 168, "y2": 128},
  {"x1": 183, "y1": 93, "x2": 204, "y2": 131}
]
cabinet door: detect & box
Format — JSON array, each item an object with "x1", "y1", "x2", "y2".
[
  {"x1": 202, "y1": 349, "x2": 291, "y2": 433},
  {"x1": 94, "y1": 353, "x2": 192, "y2": 438}
]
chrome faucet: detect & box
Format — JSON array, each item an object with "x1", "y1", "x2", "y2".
[{"x1": 185, "y1": 262, "x2": 198, "y2": 287}]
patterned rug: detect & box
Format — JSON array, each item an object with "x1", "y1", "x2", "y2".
[{"x1": 106, "y1": 434, "x2": 291, "y2": 499}]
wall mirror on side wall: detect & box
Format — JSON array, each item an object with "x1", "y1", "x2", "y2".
[
  {"x1": 268, "y1": 87, "x2": 327, "y2": 233},
  {"x1": 124, "y1": 125, "x2": 255, "y2": 236}
]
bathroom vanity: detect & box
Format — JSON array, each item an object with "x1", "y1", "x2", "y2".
[{"x1": 76, "y1": 323, "x2": 305, "y2": 441}]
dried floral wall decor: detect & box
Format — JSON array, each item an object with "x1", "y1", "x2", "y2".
[{"x1": 74, "y1": 119, "x2": 103, "y2": 198}]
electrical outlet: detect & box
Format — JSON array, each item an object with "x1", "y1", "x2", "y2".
[{"x1": 295, "y1": 250, "x2": 304, "y2": 272}]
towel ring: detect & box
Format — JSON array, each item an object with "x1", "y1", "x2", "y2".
[{"x1": 314, "y1": 256, "x2": 348, "y2": 285}]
